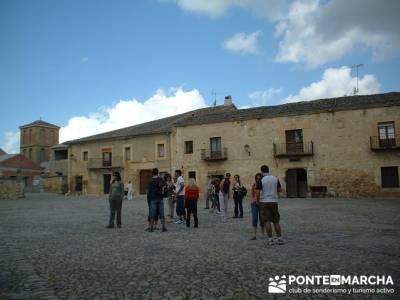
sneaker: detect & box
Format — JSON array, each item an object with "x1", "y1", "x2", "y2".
[
  {"x1": 162, "y1": 227, "x2": 168, "y2": 232},
  {"x1": 173, "y1": 220, "x2": 183, "y2": 224},
  {"x1": 276, "y1": 238, "x2": 284, "y2": 245},
  {"x1": 249, "y1": 236, "x2": 257, "y2": 240},
  {"x1": 105, "y1": 225, "x2": 114, "y2": 229},
  {"x1": 267, "y1": 238, "x2": 275, "y2": 246}
]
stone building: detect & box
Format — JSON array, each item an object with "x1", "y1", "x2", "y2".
[
  {"x1": 63, "y1": 93, "x2": 400, "y2": 198},
  {"x1": 19, "y1": 120, "x2": 60, "y2": 165}
]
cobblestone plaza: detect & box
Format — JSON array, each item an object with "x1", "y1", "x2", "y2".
[{"x1": 1, "y1": 194, "x2": 399, "y2": 299}]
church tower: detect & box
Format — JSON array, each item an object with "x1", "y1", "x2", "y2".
[{"x1": 19, "y1": 120, "x2": 60, "y2": 165}]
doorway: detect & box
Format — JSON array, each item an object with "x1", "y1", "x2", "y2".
[
  {"x1": 286, "y1": 169, "x2": 308, "y2": 198},
  {"x1": 139, "y1": 169, "x2": 153, "y2": 194},
  {"x1": 103, "y1": 174, "x2": 111, "y2": 194},
  {"x1": 75, "y1": 176, "x2": 83, "y2": 192}
]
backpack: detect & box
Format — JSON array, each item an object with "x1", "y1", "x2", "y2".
[
  {"x1": 241, "y1": 186, "x2": 248, "y2": 197},
  {"x1": 154, "y1": 177, "x2": 165, "y2": 199}
]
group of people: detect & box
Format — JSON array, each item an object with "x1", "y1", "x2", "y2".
[{"x1": 105, "y1": 165, "x2": 284, "y2": 245}]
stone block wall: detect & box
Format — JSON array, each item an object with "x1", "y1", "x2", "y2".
[
  {"x1": 0, "y1": 178, "x2": 25, "y2": 199},
  {"x1": 41, "y1": 176, "x2": 68, "y2": 194}
]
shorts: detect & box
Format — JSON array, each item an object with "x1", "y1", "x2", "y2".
[
  {"x1": 259, "y1": 202, "x2": 280, "y2": 225},
  {"x1": 150, "y1": 199, "x2": 164, "y2": 220}
]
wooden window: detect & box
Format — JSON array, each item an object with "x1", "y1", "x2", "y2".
[
  {"x1": 40, "y1": 148, "x2": 45, "y2": 162},
  {"x1": 378, "y1": 122, "x2": 396, "y2": 148},
  {"x1": 102, "y1": 152, "x2": 112, "y2": 167},
  {"x1": 381, "y1": 167, "x2": 399, "y2": 188},
  {"x1": 185, "y1": 141, "x2": 193, "y2": 154},
  {"x1": 83, "y1": 151, "x2": 88, "y2": 161},
  {"x1": 157, "y1": 144, "x2": 165, "y2": 158},
  {"x1": 210, "y1": 137, "x2": 221, "y2": 153},
  {"x1": 286, "y1": 129, "x2": 304, "y2": 154},
  {"x1": 124, "y1": 147, "x2": 131, "y2": 161}
]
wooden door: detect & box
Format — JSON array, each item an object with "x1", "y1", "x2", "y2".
[
  {"x1": 103, "y1": 174, "x2": 111, "y2": 194},
  {"x1": 286, "y1": 169, "x2": 298, "y2": 198},
  {"x1": 75, "y1": 176, "x2": 83, "y2": 192},
  {"x1": 140, "y1": 169, "x2": 153, "y2": 194}
]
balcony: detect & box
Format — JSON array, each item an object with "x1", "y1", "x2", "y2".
[
  {"x1": 87, "y1": 156, "x2": 123, "y2": 169},
  {"x1": 201, "y1": 148, "x2": 228, "y2": 161},
  {"x1": 370, "y1": 136, "x2": 400, "y2": 151},
  {"x1": 273, "y1": 141, "x2": 314, "y2": 158}
]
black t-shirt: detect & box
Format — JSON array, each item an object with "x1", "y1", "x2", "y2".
[
  {"x1": 147, "y1": 176, "x2": 165, "y2": 201},
  {"x1": 222, "y1": 179, "x2": 230, "y2": 194}
]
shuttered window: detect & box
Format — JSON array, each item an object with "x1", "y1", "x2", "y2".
[{"x1": 381, "y1": 167, "x2": 399, "y2": 188}]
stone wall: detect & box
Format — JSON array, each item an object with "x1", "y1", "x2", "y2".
[
  {"x1": 0, "y1": 178, "x2": 25, "y2": 199},
  {"x1": 41, "y1": 176, "x2": 68, "y2": 194}
]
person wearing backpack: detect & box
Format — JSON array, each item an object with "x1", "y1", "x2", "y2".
[
  {"x1": 147, "y1": 168, "x2": 167, "y2": 232},
  {"x1": 173, "y1": 169, "x2": 185, "y2": 224},
  {"x1": 233, "y1": 174, "x2": 245, "y2": 218}
]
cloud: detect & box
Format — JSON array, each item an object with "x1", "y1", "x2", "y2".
[
  {"x1": 282, "y1": 66, "x2": 381, "y2": 103},
  {"x1": 60, "y1": 88, "x2": 207, "y2": 143},
  {"x1": 248, "y1": 87, "x2": 282, "y2": 106},
  {"x1": 172, "y1": 0, "x2": 288, "y2": 20},
  {"x1": 223, "y1": 30, "x2": 263, "y2": 55},
  {"x1": 2, "y1": 131, "x2": 20, "y2": 154},
  {"x1": 275, "y1": 0, "x2": 400, "y2": 68}
]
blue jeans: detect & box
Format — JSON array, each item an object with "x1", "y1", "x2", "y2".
[
  {"x1": 176, "y1": 195, "x2": 185, "y2": 217},
  {"x1": 251, "y1": 202, "x2": 261, "y2": 227},
  {"x1": 150, "y1": 199, "x2": 164, "y2": 220}
]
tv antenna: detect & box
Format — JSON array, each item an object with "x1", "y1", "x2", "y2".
[
  {"x1": 350, "y1": 64, "x2": 363, "y2": 95},
  {"x1": 210, "y1": 90, "x2": 227, "y2": 106}
]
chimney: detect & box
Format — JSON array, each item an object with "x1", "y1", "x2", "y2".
[{"x1": 224, "y1": 95, "x2": 233, "y2": 106}]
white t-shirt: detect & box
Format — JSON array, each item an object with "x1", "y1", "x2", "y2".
[
  {"x1": 258, "y1": 174, "x2": 279, "y2": 203},
  {"x1": 175, "y1": 176, "x2": 185, "y2": 196}
]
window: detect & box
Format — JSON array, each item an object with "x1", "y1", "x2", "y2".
[
  {"x1": 286, "y1": 129, "x2": 304, "y2": 154},
  {"x1": 185, "y1": 141, "x2": 193, "y2": 154},
  {"x1": 379, "y1": 122, "x2": 395, "y2": 139},
  {"x1": 188, "y1": 171, "x2": 196, "y2": 179},
  {"x1": 40, "y1": 129, "x2": 45, "y2": 144},
  {"x1": 23, "y1": 130, "x2": 26, "y2": 144},
  {"x1": 103, "y1": 151, "x2": 112, "y2": 167},
  {"x1": 29, "y1": 129, "x2": 32, "y2": 144},
  {"x1": 381, "y1": 167, "x2": 399, "y2": 188},
  {"x1": 83, "y1": 151, "x2": 88, "y2": 161},
  {"x1": 40, "y1": 148, "x2": 45, "y2": 162},
  {"x1": 157, "y1": 144, "x2": 165, "y2": 158},
  {"x1": 124, "y1": 147, "x2": 131, "y2": 161},
  {"x1": 29, "y1": 148, "x2": 32, "y2": 159},
  {"x1": 210, "y1": 137, "x2": 221, "y2": 153}
]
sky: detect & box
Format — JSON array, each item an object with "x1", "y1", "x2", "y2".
[{"x1": 1, "y1": 0, "x2": 399, "y2": 153}]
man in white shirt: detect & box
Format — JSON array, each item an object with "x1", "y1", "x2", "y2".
[
  {"x1": 173, "y1": 169, "x2": 185, "y2": 224},
  {"x1": 256, "y1": 165, "x2": 284, "y2": 245}
]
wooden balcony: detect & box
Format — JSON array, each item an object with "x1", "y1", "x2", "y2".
[
  {"x1": 273, "y1": 141, "x2": 314, "y2": 158},
  {"x1": 201, "y1": 148, "x2": 228, "y2": 161},
  {"x1": 87, "y1": 156, "x2": 123, "y2": 169},
  {"x1": 370, "y1": 136, "x2": 400, "y2": 151}
]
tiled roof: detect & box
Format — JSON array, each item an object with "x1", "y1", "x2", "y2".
[
  {"x1": 0, "y1": 154, "x2": 18, "y2": 163},
  {"x1": 20, "y1": 120, "x2": 60, "y2": 129},
  {"x1": 175, "y1": 92, "x2": 400, "y2": 127},
  {"x1": 64, "y1": 92, "x2": 399, "y2": 145},
  {"x1": 65, "y1": 105, "x2": 237, "y2": 144}
]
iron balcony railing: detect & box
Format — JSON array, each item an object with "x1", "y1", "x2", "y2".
[
  {"x1": 87, "y1": 156, "x2": 123, "y2": 169},
  {"x1": 370, "y1": 136, "x2": 400, "y2": 150},
  {"x1": 273, "y1": 141, "x2": 314, "y2": 157},
  {"x1": 201, "y1": 148, "x2": 228, "y2": 161}
]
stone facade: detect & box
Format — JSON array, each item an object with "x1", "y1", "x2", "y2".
[
  {"x1": 0, "y1": 178, "x2": 25, "y2": 199},
  {"x1": 19, "y1": 120, "x2": 60, "y2": 165},
  {"x1": 41, "y1": 175, "x2": 68, "y2": 194},
  {"x1": 63, "y1": 93, "x2": 400, "y2": 198}
]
